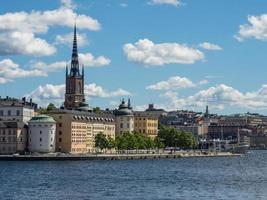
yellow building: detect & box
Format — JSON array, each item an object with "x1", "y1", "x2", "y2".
[
  {"x1": 48, "y1": 109, "x2": 115, "y2": 154},
  {"x1": 134, "y1": 111, "x2": 158, "y2": 138}
]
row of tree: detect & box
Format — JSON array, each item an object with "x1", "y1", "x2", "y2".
[{"x1": 95, "y1": 125, "x2": 196, "y2": 152}]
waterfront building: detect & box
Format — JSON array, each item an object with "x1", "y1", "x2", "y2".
[
  {"x1": 171, "y1": 124, "x2": 202, "y2": 140},
  {"x1": 0, "y1": 121, "x2": 27, "y2": 154},
  {"x1": 48, "y1": 109, "x2": 115, "y2": 154},
  {"x1": 134, "y1": 111, "x2": 158, "y2": 138},
  {"x1": 114, "y1": 99, "x2": 134, "y2": 135},
  {"x1": 28, "y1": 115, "x2": 56, "y2": 153},
  {"x1": 0, "y1": 96, "x2": 37, "y2": 123},
  {"x1": 64, "y1": 24, "x2": 87, "y2": 110}
]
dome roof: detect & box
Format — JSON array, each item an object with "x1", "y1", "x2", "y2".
[
  {"x1": 29, "y1": 115, "x2": 56, "y2": 123},
  {"x1": 114, "y1": 98, "x2": 134, "y2": 116},
  {"x1": 77, "y1": 105, "x2": 93, "y2": 112},
  {"x1": 114, "y1": 108, "x2": 134, "y2": 116}
]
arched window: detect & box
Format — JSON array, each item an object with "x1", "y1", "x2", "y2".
[{"x1": 78, "y1": 82, "x2": 82, "y2": 93}]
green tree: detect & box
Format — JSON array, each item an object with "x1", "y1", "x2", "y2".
[
  {"x1": 47, "y1": 103, "x2": 56, "y2": 111},
  {"x1": 154, "y1": 136, "x2": 164, "y2": 149},
  {"x1": 158, "y1": 125, "x2": 197, "y2": 149},
  {"x1": 95, "y1": 133, "x2": 109, "y2": 151},
  {"x1": 93, "y1": 107, "x2": 102, "y2": 114},
  {"x1": 107, "y1": 136, "x2": 115, "y2": 149}
]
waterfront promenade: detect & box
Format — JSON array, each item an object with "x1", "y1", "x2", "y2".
[{"x1": 0, "y1": 151, "x2": 240, "y2": 161}]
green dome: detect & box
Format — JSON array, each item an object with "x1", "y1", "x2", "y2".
[{"x1": 29, "y1": 115, "x2": 56, "y2": 123}]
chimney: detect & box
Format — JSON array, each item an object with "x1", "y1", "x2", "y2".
[
  {"x1": 148, "y1": 104, "x2": 154, "y2": 110},
  {"x1": 22, "y1": 97, "x2": 26, "y2": 105}
]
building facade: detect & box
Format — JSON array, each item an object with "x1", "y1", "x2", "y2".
[
  {"x1": 0, "y1": 97, "x2": 37, "y2": 123},
  {"x1": 0, "y1": 122, "x2": 27, "y2": 154},
  {"x1": 48, "y1": 109, "x2": 115, "y2": 154},
  {"x1": 134, "y1": 111, "x2": 158, "y2": 138},
  {"x1": 114, "y1": 99, "x2": 134, "y2": 135},
  {"x1": 28, "y1": 115, "x2": 56, "y2": 153}
]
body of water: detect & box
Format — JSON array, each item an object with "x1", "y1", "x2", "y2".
[{"x1": 0, "y1": 151, "x2": 267, "y2": 200}]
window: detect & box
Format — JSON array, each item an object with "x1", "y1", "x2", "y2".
[
  {"x1": 59, "y1": 123, "x2": 62, "y2": 127},
  {"x1": 40, "y1": 131, "x2": 42, "y2": 134},
  {"x1": 127, "y1": 123, "x2": 130, "y2": 128},
  {"x1": 0, "y1": 110, "x2": 3, "y2": 116},
  {"x1": 120, "y1": 123, "x2": 123, "y2": 129},
  {"x1": 16, "y1": 110, "x2": 20, "y2": 116},
  {"x1": 59, "y1": 138, "x2": 62, "y2": 142},
  {"x1": 8, "y1": 110, "x2": 11, "y2": 116},
  {"x1": 59, "y1": 131, "x2": 62, "y2": 135},
  {"x1": 40, "y1": 138, "x2": 42, "y2": 142}
]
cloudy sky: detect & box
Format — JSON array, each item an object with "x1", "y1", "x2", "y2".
[{"x1": 1, "y1": 0, "x2": 267, "y2": 114}]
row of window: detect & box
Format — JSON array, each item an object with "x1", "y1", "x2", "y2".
[
  {"x1": 0, "y1": 110, "x2": 20, "y2": 116},
  {"x1": 135, "y1": 117, "x2": 157, "y2": 121},
  {"x1": 120, "y1": 123, "x2": 134, "y2": 129},
  {"x1": 29, "y1": 124, "x2": 54, "y2": 127},
  {"x1": 134, "y1": 122, "x2": 158, "y2": 127},
  {"x1": 0, "y1": 129, "x2": 16, "y2": 135},
  {"x1": 0, "y1": 136, "x2": 16, "y2": 142},
  {"x1": 28, "y1": 137, "x2": 53, "y2": 143},
  {"x1": 0, "y1": 146, "x2": 16, "y2": 152}
]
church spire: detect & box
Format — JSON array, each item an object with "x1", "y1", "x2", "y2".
[{"x1": 70, "y1": 21, "x2": 80, "y2": 76}]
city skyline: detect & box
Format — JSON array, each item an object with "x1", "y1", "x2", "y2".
[{"x1": 1, "y1": 0, "x2": 267, "y2": 115}]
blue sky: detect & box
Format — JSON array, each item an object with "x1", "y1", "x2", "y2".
[{"x1": 1, "y1": 0, "x2": 267, "y2": 115}]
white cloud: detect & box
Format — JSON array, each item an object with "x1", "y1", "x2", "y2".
[
  {"x1": 146, "y1": 76, "x2": 196, "y2": 90},
  {"x1": 199, "y1": 42, "x2": 222, "y2": 50},
  {"x1": 123, "y1": 39, "x2": 204, "y2": 66},
  {"x1": 0, "y1": 59, "x2": 46, "y2": 84},
  {"x1": 79, "y1": 53, "x2": 111, "y2": 67},
  {"x1": 199, "y1": 79, "x2": 209, "y2": 85},
  {"x1": 160, "y1": 84, "x2": 267, "y2": 111},
  {"x1": 85, "y1": 83, "x2": 132, "y2": 98},
  {"x1": 0, "y1": 31, "x2": 56, "y2": 56},
  {"x1": 31, "y1": 52, "x2": 110, "y2": 73},
  {"x1": 146, "y1": 76, "x2": 208, "y2": 90},
  {"x1": 26, "y1": 83, "x2": 132, "y2": 106},
  {"x1": 0, "y1": 0, "x2": 100, "y2": 56},
  {"x1": 235, "y1": 14, "x2": 267, "y2": 41},
  {"x1": 31, "y1": 61, "x2": 67, "y2": 72},
  {"x1": 55, "y1": 32, "x2": 88, "y2": 47},
  {"x1": 148, "y1": 0, "x2": 181, "y2": 6}
]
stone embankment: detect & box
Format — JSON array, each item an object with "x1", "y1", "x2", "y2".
[{"x1": 0, "y1": 152, "x2": 240, "y2": 161}]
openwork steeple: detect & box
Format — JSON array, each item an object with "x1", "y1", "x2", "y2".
[{"x1": 70, "y1": 22, "x2": 80, "y2": 76}]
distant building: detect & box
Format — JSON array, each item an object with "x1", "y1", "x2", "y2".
[
  {"x1": 114, "y1": 99, "x2": 134, "y2": 135},
  {"x1": 48, "y1": 109, "x2": 115, "y2": 154},
  {"x1": 145, "y1": 104, "x2": 167, "y2": 118},
  {"x1": 0, "y1": 121, "x2": 27, "y2": 155},
  {"x1": 28, "y1": 115, "x2": 56, "y2": 153},
  {"x1": 0, "y1": 96, "x2": 37, "y2": 123}
]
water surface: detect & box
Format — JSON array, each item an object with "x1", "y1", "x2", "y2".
[{"x1": 0, "y1": 151, "x2": 267, "y2": 200}]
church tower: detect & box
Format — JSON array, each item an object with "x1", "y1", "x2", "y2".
[{"x1": 64, "y1": 24, "x2": 85, "y2": 110}]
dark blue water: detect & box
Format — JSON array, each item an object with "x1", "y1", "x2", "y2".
[{"x1": 0, "y1": 151, "x2": 267, "y2": 200}]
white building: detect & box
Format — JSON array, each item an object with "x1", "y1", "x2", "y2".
[
  {"x1": 114, "y1": 99, "x2": 134, "y2": 135},
  {"x1": 28, "y1": 115, "x2": 56, "y2": 153},
  {"x1": 0, "y1": 97, "x2": 37, "y2": 123}
]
